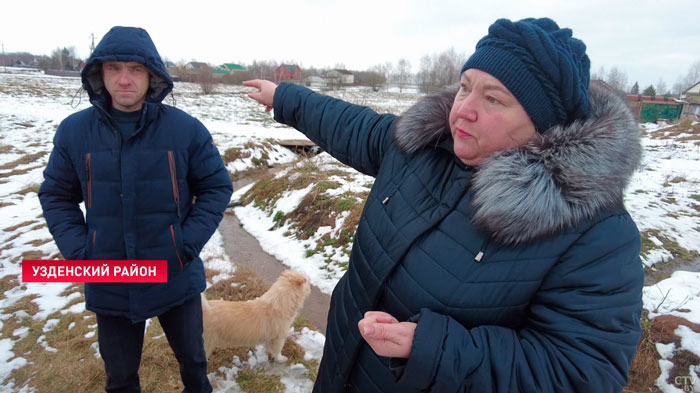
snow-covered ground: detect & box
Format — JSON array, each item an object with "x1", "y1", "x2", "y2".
[{"x1": 1, "y1": 70, "x2": 699, "y2": 392}]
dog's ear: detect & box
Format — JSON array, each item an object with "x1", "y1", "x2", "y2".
[{"x1": 288, "y1": 273, "x2": 308, "y2": 287}]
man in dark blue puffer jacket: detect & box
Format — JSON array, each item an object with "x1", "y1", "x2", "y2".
[{"x1": 39, "y1": 26, "x2": 232, "y2": 393}]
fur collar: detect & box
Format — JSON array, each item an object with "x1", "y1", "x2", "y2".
[{"x1": 394, "y1": 84, "x2": 642, "y2": 246}]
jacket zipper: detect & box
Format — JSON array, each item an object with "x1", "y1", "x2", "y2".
[
  {"x1": 474, "y1": 237, "x2": 490, "y2": 263},
  {"x1": 167, "y1": 151, "x2": 181, "y2": 217},
  {"x1": 85, "y1": 153, "x2": 92, "y2": 208},
  {"x1": 169, "y1": 224, "x2": 184, "y2": 270}
]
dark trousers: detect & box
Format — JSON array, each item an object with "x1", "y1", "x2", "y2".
[{"x1": 96, "y1": 295, "x2": 212, "y2": 393}]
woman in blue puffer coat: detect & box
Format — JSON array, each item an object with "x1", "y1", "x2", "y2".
[{"x1": 247, "y1": 17, "x2": 643, "y2": 393}]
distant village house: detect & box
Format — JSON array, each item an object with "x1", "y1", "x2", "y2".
[
  {"x1": 324, "y1": 69, "x2": 354, "y2": 86},
  {"x1": 275, "y1": 64, "x2": 304, "y2": 82},
  {"x1": 185, "y1": 61, "x2": 208, "y2": 72},
  {"x1": 680, "y1": 80, "x2": 700, "y2": 121},
  {"x1": 222, "y1": 63, "x2": 246, "y2": 72},
  {"x1": 305, "y1": 75, "x2": 327, "y2": 88}
]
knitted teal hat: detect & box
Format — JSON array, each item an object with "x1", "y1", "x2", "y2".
[{"x1": 462, "y1": 18, "x2": 590, "y2": 133}]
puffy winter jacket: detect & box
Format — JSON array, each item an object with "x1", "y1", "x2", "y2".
[
  {"x1": 272, "y1": 82, "x2": 644, "y2": 393},
  {"x1": 38, "y1": 26, "x2": 233, "y2": 322}
]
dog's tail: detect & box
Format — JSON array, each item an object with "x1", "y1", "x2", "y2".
[{"x1": 200, "y1": 292, "x2": 210, "y2": 312}]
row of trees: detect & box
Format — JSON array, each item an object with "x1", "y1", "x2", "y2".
[
  {"x1": 5, "y1": 45, "x2": 699, "y2": 97},
  {"x1": 192, "y1": 47, "x2": 466, "y2": 94},
  {"x1": 232, "y1": 54, "x2": 699, "y2": 97},
  {"x1": 1, "y1": 47, "x2": 82, "y2": 71},
  {"x1": 594, "y1": 61, "x2": 700, "y2": 97}
]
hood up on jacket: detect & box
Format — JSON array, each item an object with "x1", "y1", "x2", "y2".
[
  {"x1": 80, "y1": 26, "x2": 173, "y2": 107},
  {"x1": 394, "y1": 83, "x2": 643, "y2": 246}
]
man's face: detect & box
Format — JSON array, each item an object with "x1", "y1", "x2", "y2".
[{"x1": 102, "y1": 61, "x2": 150, "y2": 112}]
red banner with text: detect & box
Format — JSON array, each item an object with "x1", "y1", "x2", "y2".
[{"x1": 22, "y1": 260, "x2": 168, "y2": 283}]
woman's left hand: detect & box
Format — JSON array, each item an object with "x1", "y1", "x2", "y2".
[{"x1": 358, "y1": 311, "x2": 417, "y2": 358}]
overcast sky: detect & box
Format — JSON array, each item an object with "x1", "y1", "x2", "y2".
[{"x1": 2, "y1": 0, "x2": 698, "y2": 90}]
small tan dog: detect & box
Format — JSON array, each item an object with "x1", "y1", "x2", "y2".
[{"x1": 201, "y1": 270, "x2": 311, "y2": 362}]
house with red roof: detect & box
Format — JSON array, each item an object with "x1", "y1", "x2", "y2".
[{"x1": 275, "y1": 64, "x2": 304, "y2": 83}]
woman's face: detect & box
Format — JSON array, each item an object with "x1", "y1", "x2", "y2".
[{"x1": 449, "y1": 68, "x2": 536, "y2": 166}]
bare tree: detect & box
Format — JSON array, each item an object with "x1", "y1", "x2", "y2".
[
  {"x1": 606, "y1": 66, "x2": 629, "y2": 92},
  {"x1": 591, "y1": 66, "x2": 606, "y2": 81},
  {"x1": 196, "y1": 64, "x2": 216, "y2": 94},
  {"x1": 656, "y1": 78, "x2": 668, "y2": 96},
  {"x1": 362, "y1": 64, "x2": 386, "y2": 92},
  {"x1": 434, "y1": 48, "x2": 464, "y2": 87},
  {"x1": 383, "y1": 62, "x2": 394, "y2": 91},
  {"x1": 248, "y1": 59, "x2": 277, "y2": 81},
  {"x1": 50, "y1": 48, "x2": 64, "y2": 70},
  {"x1": 416, "y1": 48, "x2": 466, "y2": 93},
  {"x1": 395, "y1": 58, "x2": 412, "y2": 93},
  {"x1": 417, "y1": 55, "x2": 432, "y2": 93},
  {"x1": 672, "y1": 60, "x2": 700, "y2": 95}
]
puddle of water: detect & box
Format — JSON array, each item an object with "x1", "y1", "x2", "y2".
[{"x1": 644, "y1": 257, "x2": 700, "y2": 286}]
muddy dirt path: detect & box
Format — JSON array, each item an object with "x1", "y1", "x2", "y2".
[{"x1": 218, "y1": 206, "x2": 331, "y2": 333}]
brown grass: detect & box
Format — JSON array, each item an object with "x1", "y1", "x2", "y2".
[
  {"x1": 1, "y1": 231, "x2": 318, "y2": 392},
  {"x1": 2, "y1": 274, "x2": 270, "y2": 393},
  {"x1": 236, "y1": 368, "x2": 284, "y2": 393},
  {"x1": 649, "y1": 120, "x2": 700, "y2": 141},
  {"x1": 28, "y1": 238, "x2": 53, "y2": 247},
  {"x1": 0, "y1": 166, "x2": 43, "y2": 179},
  {"x1": 640, "y1": 229, "x2": 700, "y2": 261},
  {"x1": 0, "y1": 201, "x2": 15, "y2": 208},
  {"x1": 3, "y1": 220, "x2": 38, "y2": 232},
  {"x1": 29, "y1": 223, "x2": 48, "y2": 231},
  {"x1": 2, "y1": 295, "x2": 40, "y2": 317},
  {"x1": 624, "y1": 313, "x2": 700, "y2": 392},
  {"x1": 241, "y1": 160, "x2": 335, "y2": 212},
  {"x1": 230, "y1": 165, "x2": 275, "y2": 183},
  {"x1": 139, "y1": 319, "x2": 187, "y2": 392},
  {"x1": 668, "y1": 350, "x2": 700, "y2": 390},
  {"x1": 16, "y1": 184, "x2": 41, "y2": 196},
  {"x1": 0, "y1": 274, "x2": 19, "y2": 293},
  {"x1": 24, "y1": 311, "x2": 104, "y2": 393},
  {"x1": 289, "y1": 190, "x2": 340, "y2": 239},
  {"x1": 222, "y1": 147, "x2": 251, "y2": 164},
  {"x1": 0, "y1": 152, "x2": 46, "y2": 170},
  {"x1": 17, "y1": 250, "x2": 48, "y2": 263},
  {"x1": 624, "y1": 311, "x2": 662, "y2": 392},
  {"x1": 204, "y1": 268, "x2": 270, "y2": 302}
]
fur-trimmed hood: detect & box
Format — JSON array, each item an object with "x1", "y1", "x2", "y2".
[{"x1": 394, "y1": 83, "x2": 642, "y2": 246}]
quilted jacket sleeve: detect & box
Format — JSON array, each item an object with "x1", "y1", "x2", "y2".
[
  {"x1": 273, "y1": 83, "x2": 398, "y2": 177},
  {"x1": 394, "y1": 213, "x2": 644, "y2": 393},
  {"x1": 38, "y1": 123, "x2": 88, "y2": 260},
  {"x1": 181, "y1": 120, "x2": 233, "y2": 261}
]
